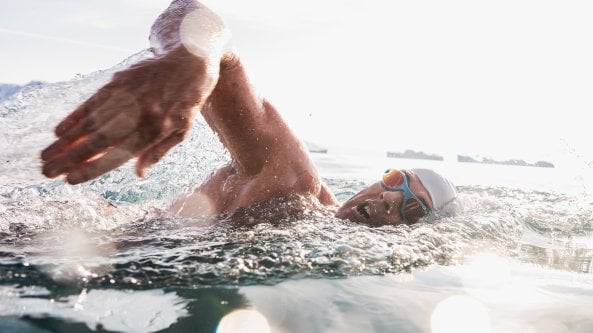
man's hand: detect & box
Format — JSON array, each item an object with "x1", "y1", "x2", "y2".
[{"x1": 41, "y1": 46, "x2": 217, "y2": 184}]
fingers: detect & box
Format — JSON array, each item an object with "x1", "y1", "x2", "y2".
[
  {"x1": 42, "y1": 90, "x2": 141, "y2": 162},
  {"x1": 54, "y1": 102, "x2": 93, "y2": 137},
  {"x1": 42, "y1": 113, "x2": 138, "y2": 178},
  {"x1": 44, "y1": 92, "x2": 116, "y2": 161},
  {"x1": 136, "y1": 131, "x2": 186, "y2": 177},
  {"x1": 42, "y1": 118, "x2": 95, "y2": 162},
  {"x1": 66, "y1": 136, "x2": 143, "y2": 185},
  {"x1": 40, "y1": 53, "x2": 203, "y2": 184},
  {"x1": 55, "y1": 86, "x2": 113, "y2": 137},
  {"x1": 46, "y1": 128, "x2": 181, "y2": 184}
]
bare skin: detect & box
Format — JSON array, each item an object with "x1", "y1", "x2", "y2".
[
  {"x1": 334, "y1": 170, "x2": 434, "y2": 226},
  {"x1": 41, "y1": 0, "x2": 224, "y2": 183},
  {"x1": 169, "y1": 56, "x2": 338, "y2": 216},
  {"x1": 41, "y1": 0, "x2": 431, "y2": 226}
]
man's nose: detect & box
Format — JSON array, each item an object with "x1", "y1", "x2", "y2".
[{"x1": 380, "y1": 190, "x2": 403, "y2": 212}]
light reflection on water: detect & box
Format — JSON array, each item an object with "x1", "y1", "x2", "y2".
[
  {"x1": 1, "y1": 52, "x2": 593, "y2": 332},
  {"x1": 240, "y1": 256, "x2": 593, "y2": 333},
  {"x1": 216, "y1": 309, "x2": 271, "y2": 333},
  {"x1": 431, "y1": 295, "x2": 490, "y2": 333}
]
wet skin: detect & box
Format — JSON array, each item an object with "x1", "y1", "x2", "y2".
[
  {"x1": 40, "y1": 0, "x2": 431, "y2": 228},
  {"x1": 335, "y1": 170, "x2": 434, "y2": 226}
]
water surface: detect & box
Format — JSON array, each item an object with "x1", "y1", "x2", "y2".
[{"x1": 1, "y1": 52, "x2": 593, "y2": 333}]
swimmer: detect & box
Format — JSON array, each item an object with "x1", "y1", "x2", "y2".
[{"x1": 40, "y1": 0, "x2": 456, "y2": 226}]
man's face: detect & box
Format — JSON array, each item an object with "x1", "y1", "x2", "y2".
[{"x1": 335, "y1": 170, "x2": 433, "y2": 226}]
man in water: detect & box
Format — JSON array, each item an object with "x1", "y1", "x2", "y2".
[{"x1": 40, "y1": 0, "x2": 456, "y2": 226}]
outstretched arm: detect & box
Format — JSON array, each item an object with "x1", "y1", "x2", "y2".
[{"x1": 41, "y1": 0, "x2": 230, "y2": 184}]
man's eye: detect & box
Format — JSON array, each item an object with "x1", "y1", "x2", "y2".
[{"x1": 403, "y1": 200, "x2": 424, "y2": 224}]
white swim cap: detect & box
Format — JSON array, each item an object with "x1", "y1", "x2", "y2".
[{"x1": 411, "y1": 168, "x2": 457, "y2": 211}]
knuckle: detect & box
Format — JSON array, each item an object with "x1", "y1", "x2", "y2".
[
  {"x1": 94, "y1": 132, "x2": 108, "y2": 145},
  {"x1": 173, "y1": 130, "x2": 187, "y2": 141},
  {"x1": 83, "y1": 118, "x2": 96, "y2": 131}
]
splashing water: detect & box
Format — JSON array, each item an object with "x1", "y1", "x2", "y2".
[{"x1": 1, "y1": 51, "x2": 593, "y2": 332}]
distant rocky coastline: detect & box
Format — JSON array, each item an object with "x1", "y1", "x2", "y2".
[
  {"x1": 387, "y1": 150, "x2": 443, "y2": 161},
  {"x1": 457, "y1": 155, "x2": 554, "y2": 168},
  {"x1": 386, "y1": 149, "x2": 554, "y2": 168},
  {"x1": 304, "y1": 141, "x2": 328, "y2": 154}
]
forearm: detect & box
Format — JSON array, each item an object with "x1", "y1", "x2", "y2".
[
  {"x1": 201, "y1": 57, "x2": 266, "y2": 150},
  {"x1": 202, "y1": 57, "x2": 303, "y2": 176}
]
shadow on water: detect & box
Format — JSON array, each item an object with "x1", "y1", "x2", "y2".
[{"x1": 13, "y1": 288, "x2": 249, "y2": 333}]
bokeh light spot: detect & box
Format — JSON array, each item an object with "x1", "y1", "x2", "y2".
[
  {"x1": 217, "y1": 309, "x2": 271, "y2": 333},
  {"x1": 431, "y1": 295, "x2": 490, "y2": 333}
]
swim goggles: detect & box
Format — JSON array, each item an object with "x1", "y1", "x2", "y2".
[{"x1": 381, "y1": 168, "x2": 430, "y2": 223}]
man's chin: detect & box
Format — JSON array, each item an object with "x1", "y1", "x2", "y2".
[
  {"x1": 335, "y1": 206, "x2": 366, "y2": 224},
  {"x1": 334, "y1": 205, "x2": 351, "y2": 220}
]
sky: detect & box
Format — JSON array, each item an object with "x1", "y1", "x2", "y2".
[{"x1": 1, "y1": 0, "x2": 592, "y2": 167}]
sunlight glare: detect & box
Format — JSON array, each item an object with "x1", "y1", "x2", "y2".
[
  {"x1": 169, "y1": 190, "x2": 217, "y2": 223},
  {"x1": 459, "y1": 253, "x2": 511, "y2": 289},
  {"x1": 217, "y1": 309, "x2": 271, "y2": 333},
  {"x1": 42, "y1": 227, "x2": 115, "y2": 282},
  {"x1": 179, "y1": 7, "x2": 231, "y2": 72},
  {"x1": 431, "y1": 295, "x2": 490, "y2": 333}
]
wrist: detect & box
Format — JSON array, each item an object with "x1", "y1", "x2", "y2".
[
  {"x1": 178, "y1": 6, "x2": 231, "y2": 65},
  {"x1": 150, "y1": 3, "x2": 231, "y2": 68}
]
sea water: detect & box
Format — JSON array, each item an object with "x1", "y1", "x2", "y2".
[{"x1": 1, "y1": 52, "x2": 593, "y2": 333}]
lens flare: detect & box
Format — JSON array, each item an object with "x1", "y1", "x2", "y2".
[
  {"x1": 169, "y1": 191, "x2": 216, "y2": 223},
  {"x1": 41, "y1": 227, "x2": 116, "y2": 282},
  {"x1": 217, "y1": 309, "x2": 271, "y2": 333},
  {"x1": 459, "y1": 253, "x2": 512, "y2": 289},
  {"x1": 431, "y1": 295, "x2": 490, "y2": 333},
  {"x1": 179, "y1": 7, "x2": 231, "y2": 72}
]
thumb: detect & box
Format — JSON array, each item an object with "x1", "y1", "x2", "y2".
[{"x1": 136, "y1": 131, "x2": 186, "y2": 177}]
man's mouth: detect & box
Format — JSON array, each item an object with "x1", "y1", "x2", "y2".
[{"x1": 356, "y1": 202, "x2": 371, "y2": 219}]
